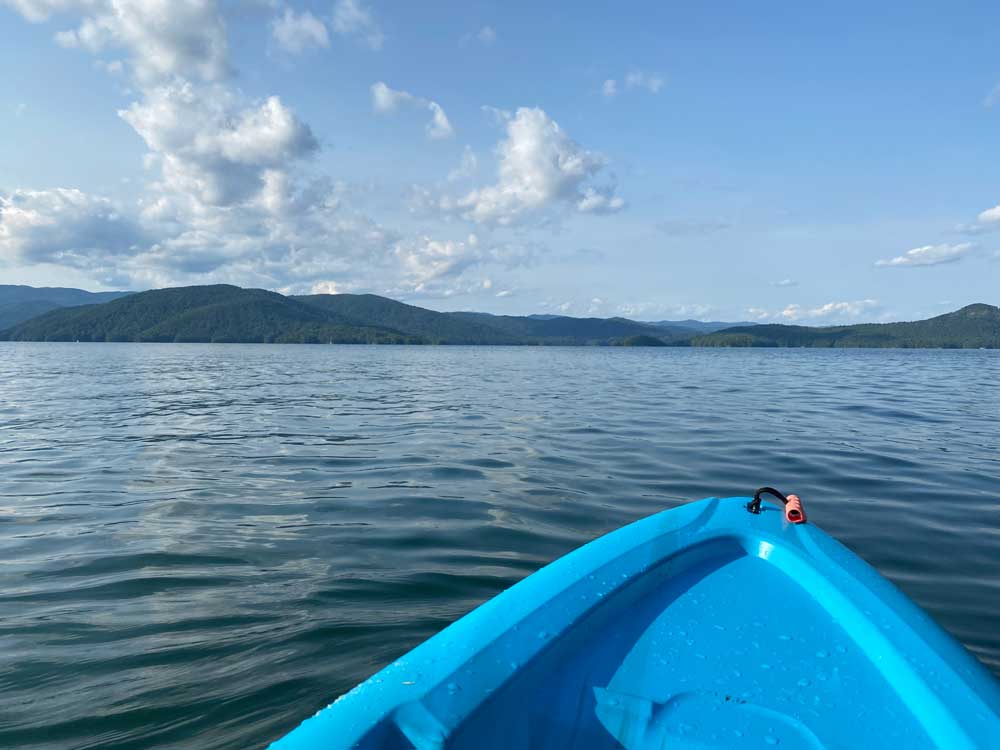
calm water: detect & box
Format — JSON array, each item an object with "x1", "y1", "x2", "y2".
[{"x1": 1, "y1": 343, "x2": 998, "y2": 749}]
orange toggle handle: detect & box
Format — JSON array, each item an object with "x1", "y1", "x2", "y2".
[{"x1": 784, "y1": 494, "x2": 806, "y2": 524}]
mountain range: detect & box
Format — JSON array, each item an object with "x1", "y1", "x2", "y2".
[
  {"x1": 0, "y1": 285, "x2": 132, "y2": 330},
  {"x1": 0, "y1": 284, "x2": 997, "y2": 348}
]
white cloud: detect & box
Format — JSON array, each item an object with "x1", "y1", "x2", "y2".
[
  {"x1": 978, "y1": 205, "x2": 1000, "y2": 224},
  {"x1": 272, "y1": 8, "x2": 329, "y2": 54},
  {"x1": 370, "y1": 82, "x2": 453, "y2": 139},
  {"x1": 331, "y1": 0, "x2": 383, "y2": 50},
  {"x1": 24, "y1": 0, "x2": 231, "y2": 83},
  {"x1": 750, "y1": 299, "x2": 880, "y2": 324},
  {"x1": 625, "y1": 70, "x2": 664, "y2": 93},
  {"x1": 0, "y1": 0, "x2": 535, "y2": 298},
  {"x1": 447, "y1": 146, "x2": 478, "y2": 181},
  {"x1": 602, "y1": 71, "x2": 663, "y2": 98},
  {"x1": 0, "y1": 188, "x2": 147, "y2": 267},
  {"x1": 875, "y1": 243, "x2": 973, "y2": 267},
  {"x1": 455, "y1": 107, "x2": 623, "y2": 224},
  {"x1": 14, "y1": 103, "x2": 28, "y2": 116},
  {"x1": 771, "y1": 278, "x2": 797, "y2": 287},
  {"x1": 120, "y1": 82, "x2": 319, "y2": 207}
]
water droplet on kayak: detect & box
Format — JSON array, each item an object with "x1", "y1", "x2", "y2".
[
  {"x1": 607, "y1": 697, "x2": 619, "y2": 706},
  {"x1": 765, "y1": 735, "x2": 780, "y2": 745},
  {"x1": 732, "y1": 669, "x2": 742, "y2": 677},
  {"x1": 538, "y1": 630, "x2": 549, "y2": 639},
  {"x1": 695, "y1": 652, "x2": 706, "y2": 660},
  {"x1": 509, "y1": 661, "x2": 519, "y2": 670},
  {"x1": 797, "y1": 678, "x2": 810, "y2": 687},
  {"x1": 714, "y1": 624, "x2": 726, "y2": 631},
  {"x1": 815, "y1": 650, "x2": 828, "y2": 658},
  {"x1": 761, "y1": 663, "x2": 772, "y2": 670},
  {"x1": 446, "y1": 682, "x2": 460, "y2": 695},
  {"x1": 779, "y1": 634, "x2": 791, "y2": 641},
  {"x1": 835, "y1": 645, "x2": 847, "y2": 654},
  {"x1": 678, "y1": 629, "x2": 687, "y2": 637}
]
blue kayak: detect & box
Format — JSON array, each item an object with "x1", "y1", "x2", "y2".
[{"x1": 271, "y1": 493, "x2": 1000, "y2": 749}]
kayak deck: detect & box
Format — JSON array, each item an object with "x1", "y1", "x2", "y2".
[{"x1": 272, "y1": 497, "x2": 1000, "y2": 749}]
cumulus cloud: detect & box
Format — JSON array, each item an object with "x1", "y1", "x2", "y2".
[
  {"x1": 271, "y1": 8, "x2": 329, "y2": 54},
  {"x1": 978, "y1": 205, "x2": 1000, "y2": 224},
  {"x1": 15, "y1": 0, "x2": 232, "y2": 83},
  {"x1": 120, "y1": 82, "x2": 319, "y2": 207},
  {"x1": 0, "y1": 188, "x2": 147, "y2": 268},
  {"x1": 875, "y1": 243, "x2": 973, "y2": 268},
  {"x1": 331, "y1": 0, "x2": 383, "y2": 50},
  {"x1": 749, "y1": 299, "x2": 880, "y2": 324},
  {"x1": 455, "y1": 107, "x2": 623, "y2": 224},
  {"x1": 601, "y1": 79, "x2": 617, "y2": 98},
  {"x1": 370, "y1": 81, "x2": 454, "y2": 139},
  {"x1": 0, "y1": 0, "x2": 542, "y2": 298}
]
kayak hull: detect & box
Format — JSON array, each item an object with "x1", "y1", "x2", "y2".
[{"x1": 271, "y1": 497, "x2": 1000, "y2": 749}]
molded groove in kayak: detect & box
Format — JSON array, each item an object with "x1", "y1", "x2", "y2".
[{"x1": 271, "y1": 497, "x2": 1000, "y2": 749}]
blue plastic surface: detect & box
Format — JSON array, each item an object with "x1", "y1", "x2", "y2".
[{"x1": 271, "y1": 497, "x2": 1000, "y2": 749}]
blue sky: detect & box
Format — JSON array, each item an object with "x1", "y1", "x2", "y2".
[{"x1": 1, "y1": 0, "x2": 998, "y2": 322}]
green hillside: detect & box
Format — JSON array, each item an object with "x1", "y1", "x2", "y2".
[
  {"x1": 0, "y1": 284, "x2": 132, "y2": 329},
  {"x1": 294, "y1": 294, "x2": 519, "y2": 344},
  {"x1": 693, "y1": 304, "x2": 1000, "y2": 348},
  {"x1": 0, "y1": 285, "x2": 419, "y2": 344},
  {"x1": 2, "y1": 284, "x2": 995, "y2": 348},
  {"x1": 451, "y1": 312, "x2": 688, "y2": 344}
]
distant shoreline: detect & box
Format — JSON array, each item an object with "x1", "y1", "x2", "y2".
[{"x1": 2, "y1": 284, "x2": 998, "y2": 349}]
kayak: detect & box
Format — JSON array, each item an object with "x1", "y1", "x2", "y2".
[{"x1": 270, "y1": 491, "x2": 1000, "y2": 749}]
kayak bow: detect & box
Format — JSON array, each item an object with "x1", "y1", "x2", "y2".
[{"x1": 271, "y1": 494, "x2": 1000, "y2": 749}]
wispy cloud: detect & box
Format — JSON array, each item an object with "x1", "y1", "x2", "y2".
[
  {"x1": 748, "y1": 299, "x2": 880, "y2": 324},
  {"x1": 461, "y1": 25, "x2": 496, "y2": 46},
  {"x1": 371, "y1": 82, "x2": 454, "y2": 139},
  {"x1": 602, "y1": 69, "x2": 663, "y2": 98},
  {"x1": 770, "y1": 278, "x2": 797, "y2": 287},
  {"x1": 875, "y1": 242, "x2": 974, "y2": 267},
  {"x1": 271, "y1": 8, "x2": 329, "y2": 55},
  {"x1": 332, "y1": 0, "x2": 384, "y2": 51}
]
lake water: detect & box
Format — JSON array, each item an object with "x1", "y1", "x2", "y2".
[{"x1": 1, "y1": 343, "x2": 998, "y2": 750}]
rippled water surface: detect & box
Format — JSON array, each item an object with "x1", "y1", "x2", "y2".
[{"x1": 1, "y1": 343, "x2": 998, "y2": 749}]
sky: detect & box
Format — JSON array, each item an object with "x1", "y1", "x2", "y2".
[{"x1": 1, "y1": 1, "x2": 999, "y2": 323}]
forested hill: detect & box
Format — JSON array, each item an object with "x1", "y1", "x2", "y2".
[
  {"x1": 693, "y1": 304, "x2": 1000, "y2": 348},
  {"x1": 1, "y1": 284, "x2": 996, "y2": 347},
  {"x1": 0, "y1": 286, "x2": 420, "y2": 344},
  {"x1": 0, "y1": 284, "x2": 132, "y2": 330},
  {"x1": 0, "y1": 285, "x2": 681, "y2": 345}
]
